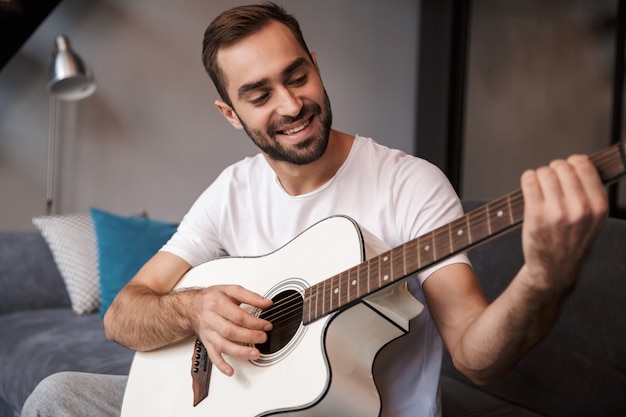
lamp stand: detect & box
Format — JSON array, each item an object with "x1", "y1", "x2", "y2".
[
  {"x1": 46, "y1": 95, "x2": 57, "y2": 215},
  {"x1": 45, "y1": 34, "x2": 96, "y2": 215}
]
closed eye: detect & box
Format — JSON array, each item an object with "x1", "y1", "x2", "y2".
[
  {"x1": 288, "y1": 74, "x2": 308, "y2": 87},
  {"x1": 250, "y1": 92, "x2": 270, "y2": 106}
]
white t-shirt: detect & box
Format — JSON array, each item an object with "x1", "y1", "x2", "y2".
[{"x1": 162, "y1": 135, "x2": 470, "y2": 416}]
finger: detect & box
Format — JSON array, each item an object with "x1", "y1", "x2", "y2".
[
  {"x1": 220, "y1": 286, "x2": 273, "y2": 331},
  {"x1": 547, "y1": 159, "x2": 584, "y2": 218},
  {"x1": 520, "y1": 169, "x2": 545, "y2": 222},
  {"x1": 520, "y1": 169, "x2": 543, "y2": 205},
  {"x1": 205, "y1": 341, "x2": 234, "y2": 376},
  {"x1": 521, "y1": 166, "x2": 561, "y2": 221},
  {"x1": 203, "y1": 308, "x2": 269, "y2": 345},
  {"x1": 567, "y1": 155, "x2": 608, "y2": 218},
  {"x1": 203, "y1": 333, "x2": 263, "y2": 377},
  {"x1": 537, "y1": 162, "x2": 566, "y2": 205},
  {"x1": 220, "y1": 298, "x2": 273, "y2": 333},
  {"x1": 224, "y1": 285, "x2": 274, "y2": 310}
]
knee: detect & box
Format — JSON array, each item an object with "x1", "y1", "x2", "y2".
[{"x1": 21, "y1": 372, "x2": 77, "y2": 417}]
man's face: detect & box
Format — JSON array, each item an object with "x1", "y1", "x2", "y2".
[{"x1": 216, "y1": 21, "x2": 332, "y2": 165}]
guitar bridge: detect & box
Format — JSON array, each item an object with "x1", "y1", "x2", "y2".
[{"x1": 191, "y1": 338, "x2": 211, "y2": 406}]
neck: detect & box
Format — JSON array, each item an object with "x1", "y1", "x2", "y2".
[{"x1": 266, "y1": 130, "x2": 354, "y2": 196}]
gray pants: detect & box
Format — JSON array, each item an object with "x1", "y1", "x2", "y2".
[{"x1": 21, "y1": 372, "x2": 127, "y2": 417}]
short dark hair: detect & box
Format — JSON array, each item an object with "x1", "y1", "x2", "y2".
[{"x1": 202, "y1": 2, "x2": 312, "y2": 106}]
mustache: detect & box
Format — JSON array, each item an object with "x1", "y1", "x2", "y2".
[{"x1": 268, "y1": 102, "x2": 322, "y2": 135}]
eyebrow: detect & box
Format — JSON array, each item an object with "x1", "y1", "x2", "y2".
[{"x1": 236, "y1": 57, "x2": 310, "y2": 100}]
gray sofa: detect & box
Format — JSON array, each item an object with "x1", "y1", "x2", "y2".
[
  {"x1": 0, "y1": 232, "x2": 133, "y2": 417},
  {"x1": 1, "y1": 204, "x2": 625, "y2": 417}
]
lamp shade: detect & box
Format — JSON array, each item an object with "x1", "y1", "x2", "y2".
[{"x1": 48, "y1": 35, "x2": 97, "y2": 101}]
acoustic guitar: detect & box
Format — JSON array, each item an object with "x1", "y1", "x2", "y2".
[{"x1": 121, "y1": 143, "x2": 625, "y2": 416}]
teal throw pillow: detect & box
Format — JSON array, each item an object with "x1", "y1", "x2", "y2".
[{"x1": 90, "y1": 208, "x2": 178, "y2": 318}]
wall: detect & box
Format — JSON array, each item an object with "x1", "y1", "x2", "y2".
[
  {"x1": 0, "y1": 0, "x2": 419, "y2": 230},
  {"x1": 461, "y1": 0, "x2": 619, "y2": 200}
]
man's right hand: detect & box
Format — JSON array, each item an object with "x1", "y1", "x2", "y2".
[
  {"x1": 104, "y1": 252, "x2": 272, "y2": 378},
  {"x1": 192, "y1": 285, "x2": 273, "y2": 376}
]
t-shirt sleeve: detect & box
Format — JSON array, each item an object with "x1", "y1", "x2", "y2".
[
  {"x1": 159, "y1": 174, "x2": 229, "y2": 267},
  {"x1": 390, "y1": 154, "x2": 471, "y2": 285}
]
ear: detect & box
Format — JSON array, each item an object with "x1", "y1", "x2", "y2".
[
  {"x1": 311, "y1": 51, "x2": 320, "y2": 73},
  {"x1": 215, "y1": 100, "x2": 243, "y2": 130}
]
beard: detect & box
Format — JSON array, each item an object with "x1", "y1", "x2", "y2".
[{"x1": 239, "y1": 89, "x2": 333, "y2": 165}]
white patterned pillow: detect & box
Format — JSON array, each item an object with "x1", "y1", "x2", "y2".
[{"x1": 33, "y1": 213, "x2": 100, "y2": 315}]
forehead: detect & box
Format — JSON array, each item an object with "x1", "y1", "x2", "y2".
[{"x1": 217, "y1": 21, "x2": 310, "y2": 96}]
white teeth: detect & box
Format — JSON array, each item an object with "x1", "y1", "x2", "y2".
[{"x1": 282, "y1": 118, "x2": 310, "y2": 135}]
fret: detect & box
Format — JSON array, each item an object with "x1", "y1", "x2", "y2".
[
  {"x1": 509, "y1": 191, "x2": 524, "y2": 224},
  {"x1": 368, "y1": 254, "x2": 381, "y2": 298},
  {"x1": 330, "y1": 274, "x2": 339, "y2": 312},
  {"x1": 340, "y1": 268, "x2": 352, "y2": 304},
  {"x1": 404, "y1": 244, "x2": 408, "y2": 276},
  {"x1": 312, "y1": 281, "x2": 318, "y2": 318},
  {"x1": 311, "y1": 286, "x2": 316, "y2": 322},
  {"x1": 404, "y1": 239, "x2": 419, "y2": 277},
  {"x1": 348, "y1": 263, "x2": 360, "y2": 300},
  {"x1": 468, "y1": 205, "x2": 489, "y2": 244},
  {"x1": 342, "y1": 270, "x2": 352, "y2": 306},
  {"x1": 419, "y1": 232, "x2": 435, "y2": 267},
  {"x1": 487, "y1": 197, "x2": 513, "y2": 233},
  {"x1": 401, "y1": 245, "x2": 407, "y2": 277},
  {"x1": 309, "y1": 285, "x2": 317, "y2": 322},
  {"x1": 302, "y1": 288, "x2": 309, "y2": 323},
  {"x1": 321, "y1": 278, "x2": 327, "y2": 316},
  {"x1": 337, "y1": 273, "x2": 344, "y2": 309},
  {"x1": 415, "y1": 236, "x2": 420, "y2": 271},
  {"x1": 450, "y1": 215, "x2": 471, "y2": 252},
  {"x1": 397, "y1": 246, "x2": 407, "y2": 280},
  {"x1": 432, "y1": 229, "x2": 448, "y2": 263},
  {"x1": 506, "y1": 195, "x2": 514, "y2": 224},
  {"x1": 390, "y1": 248, "x2": 401, "y2": 282},
  {"x1": 593, "y1": 143, "x2": 626, "y2": 182},
  {"x1": 357, "y1": 262, "x2": 369, "y2": 301},
  {"x1": 338, "y1": 273, "x2": 344, "y2": 308},
  {"x1": 379, "y1": 251, "x2": 392, "y2": 290}
]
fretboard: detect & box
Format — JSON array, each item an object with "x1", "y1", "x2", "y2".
[{"x1": 301, "y1": 142, "x2": 626, "y2": 325}]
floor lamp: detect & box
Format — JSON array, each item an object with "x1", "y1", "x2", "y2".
[{"x1": 46, "y1": 35, "x2": 97, "y2": 215}]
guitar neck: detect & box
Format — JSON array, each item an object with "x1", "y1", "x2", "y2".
[{"x1": 302, "y1": 142, "x2": 626, "y2": 324}]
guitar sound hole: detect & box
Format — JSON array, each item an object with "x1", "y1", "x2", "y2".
[{"x1": 256, "y1": 289, "x2": 303, "y2": 355}]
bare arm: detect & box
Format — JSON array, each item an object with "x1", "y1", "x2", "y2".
[
  {"x1": 103, "y1": 251, "x2": 273, "y2": 376},
  {"x1": 425, "y1": 154, "x2": 608, "y2": 385}
]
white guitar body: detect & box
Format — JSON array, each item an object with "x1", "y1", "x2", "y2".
[{"x1": 121, "y1": 216, "x2": 424, "y2": 417}]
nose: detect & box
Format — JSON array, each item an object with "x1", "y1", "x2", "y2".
[{"x1": 275, "y1": 86, "x2": 302, "y2": 117}]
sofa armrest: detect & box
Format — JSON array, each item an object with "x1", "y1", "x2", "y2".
[{"x1": 0, "y1": 232, "x2": 71, "y2": 314}]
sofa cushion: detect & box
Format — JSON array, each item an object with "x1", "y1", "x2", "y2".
[
  {"x1": 0, "y1": 232, "x2": 70, "y2": 315},
  {"x1": 440, "y1": 375, "x2": 543, "y2": 416},
  {"x1": 91, "y1": 208, "x2": 178, "y2": 317},
  {"x1": 0, "y1": 309, "x2": 134, "y2": 416},
  {"x1": 32, "y1": 213, "x2": 100, "y2": 315}
]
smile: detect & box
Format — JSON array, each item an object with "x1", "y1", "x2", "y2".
[{"x1": 280, "y1": 117, "x2": 311, "y2": 135}]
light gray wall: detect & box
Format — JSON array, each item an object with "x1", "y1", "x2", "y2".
[
  {"x1": 461, "y1": 0, "x2": 618, "y2": 201},
  {"x1": 0, "y1": 0, "x2": 419, "y2": 230}
]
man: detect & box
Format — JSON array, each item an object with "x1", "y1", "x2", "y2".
[{"x1": 22, "y1": 3, "x2": 607, "y2": 417}]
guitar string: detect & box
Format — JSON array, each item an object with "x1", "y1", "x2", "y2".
[
  {"x1": 257, "y1": 146, "x2": 623, "y2": 326},
  {"x1": 261, "y1": 186, "x2": 542, "y2": 324},
  {"x1": 260, "y1": 192, "x2": 527, "y2": 325}
]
